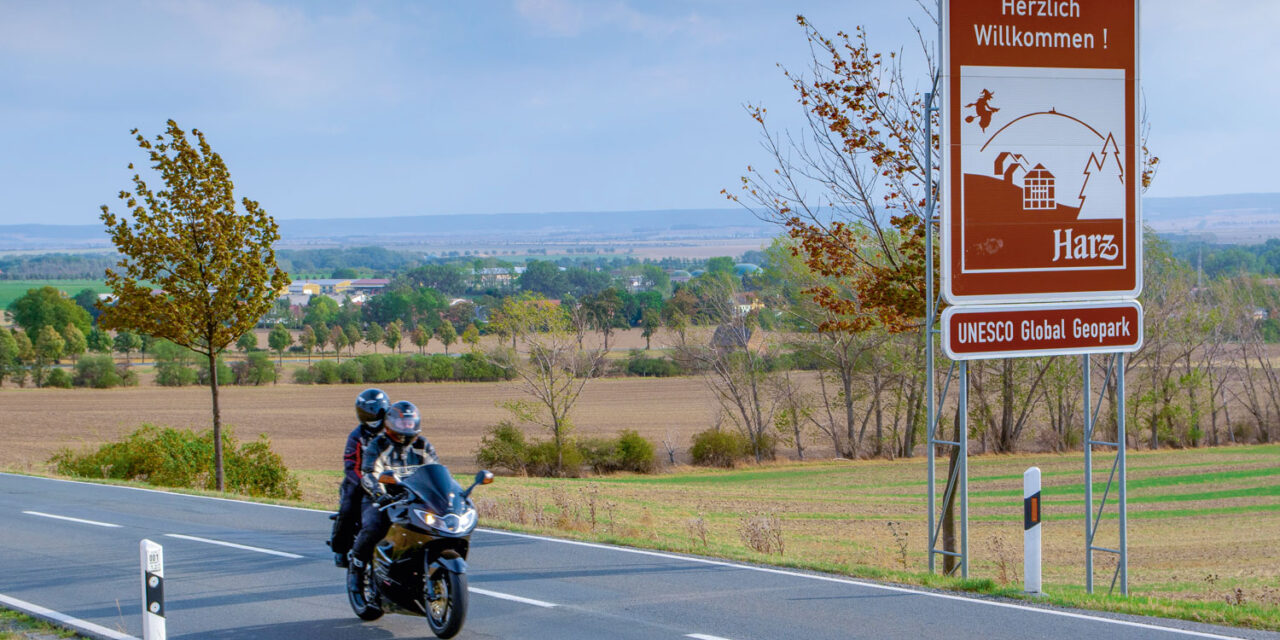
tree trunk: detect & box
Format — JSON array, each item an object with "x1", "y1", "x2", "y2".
[
  {"x1": 901, "y1": 380, "x2": 919, "y2": 458},
  {"x1": 873, "y1": 371, "x2": 884, "y2": 458},
  {"x1": 208, "y1": 351, "x2": 225, "y2": 492},
  {"x1": 941, "y1": 400, "x2": 962, "y2": 575},
  {"x1": 842, "y1": 369, "x2": 856, "y2": 457},
  {"x1": 791, "y1": 405, "x2": 804, "y2": 460}
]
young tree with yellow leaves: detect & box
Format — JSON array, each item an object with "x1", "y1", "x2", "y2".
[{"x1": 98, "y1": 120, "x2": 289, "y2": 491}]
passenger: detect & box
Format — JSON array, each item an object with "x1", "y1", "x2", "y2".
[{"x1": 328, "y1": 388, "x2": 390, "y2": 567}]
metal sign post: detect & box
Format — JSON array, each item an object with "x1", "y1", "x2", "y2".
[
  {"x1": 1082, "y1": 354, "x2": 1129, "y2": 595},
  {"x1": 140, "y1": 539, "x2": 165, "y2": 640},
  {"x1": 925, "y1": 88, "x2": 970, "y2": 579}
]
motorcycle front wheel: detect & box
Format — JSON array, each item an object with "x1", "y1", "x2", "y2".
[{"x1": 424, "y1": 558, "x2": 468, "y2": 639}]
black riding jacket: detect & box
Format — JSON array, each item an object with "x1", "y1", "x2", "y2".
[
  {"x1": 359, "y1": 433, "x2": 440, "y2": 498},
  {"x1": 343, "y1": 423, "x2": 383, "y2": 485}
]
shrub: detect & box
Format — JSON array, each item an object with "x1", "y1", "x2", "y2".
[
  {"x1": 74, "y1": 354, "x2": 136, "y2": 388},
  {"x1": 359, "y1": 354, "x2": 389, "y2": 383},
  {"x1": 401, "y1": 355, "x2": 434, "y2": 382},
  {"x1": 44, "y1": 368, "x2": 72, "y2": 388},
  {"x1": 154, "y1": 339, "x2": 198, "y2": 387},
  {"x1": 382, "y1": 354, "x2": 407, "y2": 382},
  {"x1": 197, "y1": 357, "x2": 233, "y2": 385},
  {"x1": 49, "y1": 424, "x2": 300, "y2": 499},
  {"x1": 292, "y1": 367, "x2": 314, "y2": 384},
  {"x1": 477, "y1": 424, "x2": 655, "y2": 477},
  {"x1": 580, "y1": 430, "x2": 656, "y2": 473},
  {"x1": 615, "y1": 429, "x2": 657, "y2": 473},
  {"x1": 457, "y1": 353, "x2": 510, "y2": 381},
  {"x1": 423, "y1": 355, "x2": 455, "y2": 381},
  {"x1": 156, "y1": 363, "x2": 198, "y2": 386},
  {"x1": 690, "y1": 428, "x2": 752, "y2": 468},
  {"x1": 474, "y1": 422, "x2": 528, "y2": 474},
  {"x1": 312, "y1": 360, "x2": 340, "y2": 384},
  {"x1": 232, "y1": 352, "x2": 276, "y2": 385},
  {"x1": 524, "y1": 439, "x2": 583, "y2": 477},
  {"x1": 338, "y1": 360, "x2": 363, "y2": 384},
  {"x1": 625, "y1": 353, "x2": 682, "y2": 377}
]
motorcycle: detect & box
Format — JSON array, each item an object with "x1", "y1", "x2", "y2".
[{"x1": 347, "y1": 463, "x2": 493, "y2": 639}]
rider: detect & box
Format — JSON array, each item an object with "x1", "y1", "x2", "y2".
[
  {"x1": 348, "y1": 400, "x2": 440, "y2": 573},
  {"x1": 329, "y1": 388, "x2": 390, "y2": 568}
]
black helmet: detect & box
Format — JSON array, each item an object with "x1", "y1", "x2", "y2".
[
  {"x1": 355, "y1": 388, "x2": 390, "y2": 427},
  {"x1": 384, "y1": 400, "x2": 421, "y2": 444}
]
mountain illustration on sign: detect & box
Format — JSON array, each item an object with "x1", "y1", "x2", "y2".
[
  {"x1": 965, "y1": 106, "x2": 1125, "y2": 224},
  {"x1": 964, "y1": 89, "x2": 1000, "y2": 132}
]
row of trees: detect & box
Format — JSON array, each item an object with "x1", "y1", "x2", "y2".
[
  {"x1": 0, "y1": 321, "x2": 146, "y2": 387},
  {"x1": 258, "y1": 318, "x2": 477, "y2": 364}
]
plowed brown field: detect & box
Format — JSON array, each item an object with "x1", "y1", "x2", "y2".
[{"x1": 0, "y1": 377, "x2": 723, "y2": 473}]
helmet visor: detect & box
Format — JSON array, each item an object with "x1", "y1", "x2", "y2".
[{"x1": 387, "y1": 413, "x2": 416, "y2": 436}]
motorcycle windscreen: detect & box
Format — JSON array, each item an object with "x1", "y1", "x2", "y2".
[{"x1": 400, "y1": 464, "x2": 466, "y2": 515}]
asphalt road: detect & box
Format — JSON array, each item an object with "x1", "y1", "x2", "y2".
[{"x1": 0, "y1": 473, "x2": 1273, "y2": 640}]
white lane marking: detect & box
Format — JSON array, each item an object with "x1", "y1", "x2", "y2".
[
  {"x1": 23, "y1": 510, "x2": 122, "y2": 528},
  {"x1": 1, "y1": 474, "x2": 1249, "y2": 639},
  {"x1": 478, "y1": 530, "x2": 1248, "y2": 640},
  {"x1": 687, "y1": 634, "x2": 735, "y2": 640},
  {"x1": 1, "y1": 472, "x2": 325, "y2": 514},
  {"x1": 164, "y1": 533, "x2": 303, "y2": 559},
  {"x1": 469, "y1": 587, "x2": 557, "y2": 608},
  {"x1": 0, "y1": 592, "x2": 139, "y2": 640}
]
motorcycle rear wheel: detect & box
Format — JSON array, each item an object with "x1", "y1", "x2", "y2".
[
  {"x1": 347, "y1": 562, "x2": 384, "y2": 621},
  {"x1": 424, "y1": 558, "x2": 468, "y2": 639}
]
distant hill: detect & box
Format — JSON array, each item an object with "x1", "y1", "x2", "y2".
[
  {"x1": 1143, "y1": 192, "x2": 1280, "y2": 221},
  {"x1": 273, "y1": 209, "x2": 771, "y2": 239},
  {"x1": 1143, "y1": 193, "x2": 1280, "y2": 242},
  {"x1": 2, "y1": 196, "x2": 1279, "y2": 251}
]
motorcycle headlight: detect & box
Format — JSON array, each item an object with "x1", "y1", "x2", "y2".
[
  {"x1": 415, "y1": 508, "x2": 477, "y2": 533},
  {"x1": 456, "y1": 507, "x2": 477, "y2": 531}
]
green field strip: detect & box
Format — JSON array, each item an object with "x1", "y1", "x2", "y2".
[
  {"x1": 966, "y1": 459, "x2": 1271, "y2": 485},
  {"x1": 970, "y1": 502, "x2": 1280, "y2": 523},
  {"x1": 590, "y1": 458, "x2": 1256, "y2": 491},
  {"x1": 969, "y1": 466, "x2": 1280, "y2": 499},
  {"x1": 965, "y1": 483, "x2": 1280, "y2": 508}
]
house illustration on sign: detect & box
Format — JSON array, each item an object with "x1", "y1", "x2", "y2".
[{"x1": 993, "y1": 152, "x2": 1056, "y2": 211}]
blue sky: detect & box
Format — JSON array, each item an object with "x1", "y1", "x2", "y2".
[{"x1": 1, "y1": 0, "x2": 1275, "y2": 224}]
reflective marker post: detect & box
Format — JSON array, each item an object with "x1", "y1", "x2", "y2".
[
  {"x1": 140, "y1": 539, "x2": 165, "y2": 640},
  {"x1": 1023, "y1": 467, "x2": 1042, "y2": 595}
]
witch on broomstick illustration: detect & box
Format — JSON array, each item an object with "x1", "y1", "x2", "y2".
[{"x1": 965, "y1": 89, "x2": 999, "y2": 132}]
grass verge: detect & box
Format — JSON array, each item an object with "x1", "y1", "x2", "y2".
[{"x1": 0, "y1": 608, "x2": 80, "y2": 639}]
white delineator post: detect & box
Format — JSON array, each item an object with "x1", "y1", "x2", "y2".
[
  {"x1": 140, "y1": 539, "x2": 165, "y2": 640},
  {"x1": 1023, "y1": 467, "x2": 1042, "y2": 595}
]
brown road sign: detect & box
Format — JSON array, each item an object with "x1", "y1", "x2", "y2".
[
  {"x1": 942, "y1": 300, "x2": 1142, "y2": 360},
  {"x1": 942, "y1": 0, "x2": 1141, "y2": 304}
]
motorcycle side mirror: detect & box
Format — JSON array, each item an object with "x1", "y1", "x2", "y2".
[
  {"x1": 379, "y1": 471, "x2": 399, "y2": 485},
  {"x1": 463, "y1": 470, "x2": 494, "y2": 498}
]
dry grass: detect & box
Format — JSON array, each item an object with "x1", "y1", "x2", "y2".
[{"x1": 459, "y1": 445, "x2": 1280, "y2": 628}]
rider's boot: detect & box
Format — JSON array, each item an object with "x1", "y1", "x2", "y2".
[
  {"x1": 347, "y1": 553, "x2": 366, "y2": 592},
  {"x1": 334, "y1": 552, "x2": 349, "y2": 568}
]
